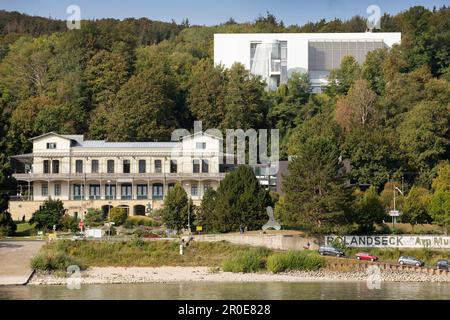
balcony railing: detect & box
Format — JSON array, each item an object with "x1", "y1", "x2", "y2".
[
  {"x1": 270, "y1": 59, "x2": 281, "y2": 75},
  {"x1": 13, "y1": 172, "x2": 226, "y2": 180}
]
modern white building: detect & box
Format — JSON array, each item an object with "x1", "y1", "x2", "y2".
[
  {"x1": 214, "y1": 32, "x2": 402, "y2": 91},
  {"x1": 10, "y1": 132, "x2": 225, "y2": 220}
]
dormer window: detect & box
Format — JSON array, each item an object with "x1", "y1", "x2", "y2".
[
  {"x1": 196, "y1": 142, "x2": 206, "y2": 150},
  {"x1": 47, "y1": 143, "x2": 57, "y2": 149}
]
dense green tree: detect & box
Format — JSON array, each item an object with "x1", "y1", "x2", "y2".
[
  {"x1": 353, "y1": 187, "x2": 386, "y2": 233},
  {"x1": 284, "y1": 114, "x2": 353, "y2": 232},
  {"x1": 268, "y1": 72, "x2": 311, "y2": 136},
  {"x1": 212, "y1": 166, "x2": 271, "y2": 233},
  {"x1": 402, "y1": 186, "x2": 432, "y2": 231},
  {"x1": 362, "y1": 49, "x2": 389, "y2": 95},
  {"x1": 108, "y1": 207, "x2": 128, "y2": 226},
  {"x1": 432, "y1": 162, "x2": 450, "y2": 192},
  {"x1": 60, "y1": 214, "x2": 80, "y2": 233},
  {"x1": 197, "y1": 188, "x2": 218, "y2": 233},
  {"x1": 85, "y1": 50, "x2": 129, "y2": 106},
  {"x1": 429, "y1": 190, "x2": 450, "y2": 235},
  {"x1": 0, "y1": 36, "x2": 53, "y2": 99},
  {"x1": 29, "y1": 198, "x2": 65, "y2": 231},
  {"x1": 398, "y1": 100, "x2": 450, "y2": 183},
  {"x1": 162, "y1": 183, "x2": 192, "y2": 232},
  {"x1": 327, "y1": 56, "x2": 361, "y2": 96},
  {"x1": 187, "y1": 59, "x2": 227, "y2": 129},
  {"x1": 380, "y1": 66, "x2": 433, "y2": 124},
  {"x1": 341, "y1": 127, "x2": 400, "y2": 188},
  {"x1": 84, "y1": 208, "x2": 106, "y2": 227},
  {"x1": 222, "y1": 63, "x2": 268, "y2": 130},
  {"x1": 0, "y1": 210, "x2": 16, "y2": 236},
  {"x1": 106, "y1": 68, "x2": 179, "y2": 142}
]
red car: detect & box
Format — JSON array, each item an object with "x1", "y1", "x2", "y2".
[{"x1": 355, "y1": 252, "x2": 378, "y2": 262}]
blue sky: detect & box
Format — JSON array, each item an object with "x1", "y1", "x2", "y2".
[{"x1": 0, "y1": 0, "x2": 447, "y2": 25}]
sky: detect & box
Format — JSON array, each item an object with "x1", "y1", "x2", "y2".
[{"x1": 0, "y1": 0, "x2": 448, "y2": 26}]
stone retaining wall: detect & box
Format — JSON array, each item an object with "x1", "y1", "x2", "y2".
[{"x1": 193, "y1": 233, "x2": 319, "y2": 251}]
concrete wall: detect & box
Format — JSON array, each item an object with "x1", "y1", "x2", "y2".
[{"x1": 193, "y1": 233, "x2": 319, "y2": 251}]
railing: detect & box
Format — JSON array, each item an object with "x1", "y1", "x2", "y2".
[
  {"x1": 270, "y1": 59, "x2": 281, "y2": 74},
  {"x1": 13, "y1": 172, "x2": 226, "y2": 180}
]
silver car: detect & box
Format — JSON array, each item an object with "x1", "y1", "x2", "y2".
[{"x1": 398, "y1": 256, "x2": 425, "y2": 267}]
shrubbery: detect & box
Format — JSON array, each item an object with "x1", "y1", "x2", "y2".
[
  {"x1": 266, "y1": 251, "x2": 326, "y2": 273},
  {"x1": 125, "y1": 216, "x2": 162, "y2": 228},
  {"x1": 84, "y1": 208, "x2": 106, "y2": 227},
  {"x1": 30, "y1": 252, "x2": 86, "y2": 271},
  {"x1": 221, "y1": 249, "x2": 326, "y2": 274},
  {"x1": 0, "y1": 211, "x2": 16, "y2": 236},
  {"x1": 109, "y1": 208, "x2": 128, "y2": 226},
  {"x1": 221, "y1": 248, "x2": 270, "y2": 273}
]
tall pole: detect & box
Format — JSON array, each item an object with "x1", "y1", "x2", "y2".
[{"x1": 393, "y1": 183, "x2": 396, "y2": 232}]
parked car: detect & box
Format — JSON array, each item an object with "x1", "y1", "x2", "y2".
[
  {"x1": 398, "y1": 256, "x2": 425, "y2": 267},
  {"x1": 436, "y1": 259, "x2": 450, "y2": 270},
  {"x1": 318, "y1": 245, "x2": 345, "y2": 257},
  {"x1": 355, "y1": 252, "x2": 378, "y2": 262}
]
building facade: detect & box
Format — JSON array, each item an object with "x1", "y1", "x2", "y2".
[
  {"x1": 214, "y1": 32, "x2": 402, "y2": 91},
  {"x1": 10, "y1": 132, "x2": 225, "y2": 220}
]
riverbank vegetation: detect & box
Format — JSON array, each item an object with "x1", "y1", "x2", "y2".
[
  {"x1": 30, "y1": 240, "x2": 268, "y2": 271},
  {"x1": 30, "y1": 239, "x2": 450, "y2": 273}
]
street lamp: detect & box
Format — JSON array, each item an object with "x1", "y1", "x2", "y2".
[{"x1": 107, "y1": 180, "x2": 112, "y2": 200}]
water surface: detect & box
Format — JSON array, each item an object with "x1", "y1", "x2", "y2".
[{"x1": 1, "y1": 282, "x2": 449, "y2": 300}]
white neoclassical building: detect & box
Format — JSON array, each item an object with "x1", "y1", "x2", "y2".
[
  {"x1": 10, "y1": 132, "x2": 225, "y2": 220},
  {"x1": 214, "y1": 32, "x2": 402, "y2": 91}
]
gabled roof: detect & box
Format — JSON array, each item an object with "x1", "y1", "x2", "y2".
[
  {"x1": 181, "y1": 131, "x2": 223, "y2": 141},
  {"x1": 29, "y1": 132, "x2": 74, "y2": 141}
]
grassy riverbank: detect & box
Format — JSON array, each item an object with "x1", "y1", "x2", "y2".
[
  {"x1": 31, "y1": 240, "x2": 270, "y2": 271},
  {"x1": 30, "y1": 240, "x2": 328, "y2": 274},
  {"x1": 30, "y1": 239, "x2": 450, "y2": 275}
]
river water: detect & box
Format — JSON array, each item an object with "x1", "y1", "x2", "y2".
[{"x1": 1, "y1": 282, "x2": 449, "y2": 300}]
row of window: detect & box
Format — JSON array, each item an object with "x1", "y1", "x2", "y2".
[
  {"x1": 41, "y1": 183, "x2": 210, "y2": 198},
  {"x1": 43, "y1": 159, "x2": 210, "y2": 174},
  {"x1": 46, "y1": 142, "x2": 208, "y2": 150}
]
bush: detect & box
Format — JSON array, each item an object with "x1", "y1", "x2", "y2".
[
  {"x1": 0, "y1": 211, "x2": 16, "y2": 236},
  {"x1": 84, "y1": 208, "x2": 106, "y2": 227},
  {"x1": 127, "y1": 216, "x2": 162, "y2": 227},
  {"x1": 222, "y1": 248, "x2": 269, "y2": 273},
  {"x1": 266, "y1": 251, "x2": 326, "y2": 273},
  {"x1": 59, "y1": 214, "x2": 79, "y2": 232},
  {"x1": 109, "y1": 208, "x2": 128, "y2": 226},
  {"x1": 30, "y1": 252, "x2": 86, "y2": 271}
]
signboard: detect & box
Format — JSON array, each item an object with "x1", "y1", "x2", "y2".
[
  {"x1": 389, "y1": 210, "x2": 401, "y2": 217},
  {"x1": 196, "y1": 226, "x2": 203, "y2": 232},
  {"x1": 86, "y1": 229, "x2": 102, "y2": 239},
  {"x1": 326, "y1": 235, "x2": 450, "y2": 249}
]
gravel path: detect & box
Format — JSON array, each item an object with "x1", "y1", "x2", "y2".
[{"x1": 29, "y1": 266, "x2": 450, "y2": 285}]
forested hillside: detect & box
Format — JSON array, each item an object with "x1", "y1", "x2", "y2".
[{"x1": 0, "y1": 6, "x2": 449, "y2": 203}]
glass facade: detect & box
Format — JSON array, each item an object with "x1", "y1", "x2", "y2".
[{"x1": 308, "y1": 40, "x2": 385, "y2": 71}]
